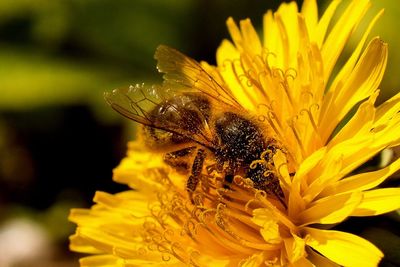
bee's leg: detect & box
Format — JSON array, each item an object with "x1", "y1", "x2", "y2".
[
  {"x1": 223, "y1": 161, "x2": 236, "y2": 189},
  {"x1": 205, "y1": 161, "x2": 223, "y2": 175},
  {"x1": 187, "y1": 148, "x2": 206, "y2": 198},
  {"x1": 163, "y1": 146, "x2": 196, "y2": 174},
  {"x1": 206, "y1": 164, "x2": 217, "y2": 175}
]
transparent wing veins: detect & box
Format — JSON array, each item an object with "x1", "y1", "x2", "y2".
[
  {"x1": 155, "y1": 45, "x2": 243, "y2": 111},
  {"x1": 104, "y1": 84, "x2": 157, "y2": 126},
  {"x1": 104, "y1": 84, "x2": 215, "y2": 148}
]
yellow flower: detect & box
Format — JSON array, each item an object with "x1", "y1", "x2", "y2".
[{"x1": 69, "y1": 0, "x2": 400, "y2": 266}]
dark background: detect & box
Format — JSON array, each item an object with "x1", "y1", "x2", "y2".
[{"x1": 0, "y1": 0, "x2": 399, "y2": 266}]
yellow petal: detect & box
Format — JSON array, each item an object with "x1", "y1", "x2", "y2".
[
  {"x1": 321, "y1": 0, "x2": 370, "y2": 82},
  {"x1": 226, "y1": 17, "x2": 243, "y2": 52},
  {"x1": 290, "y1": 257, "x2": 314, "y2": 267},
  {"x1": 284, "y1": 234, "x2": 306, "y2": 263},
  {"x1": 252, "y1": 208, "x2": 283, "y2": 244},
  {"x1": 352, "y1": 188, "x2": 400, "y2": 216},
  {"x1": 288, "y1": 149, "x2": 327, "y2": 217},
  {"x1": 240, "y1": 252, "x2": 268, "y2": 267},
  {"x1": 306, "y1": 134, "x2": 384, "y2": 196},
  {"x1": 260, "y1": 220, "x2": 282, "y2": 245},
  {"x1": 304, "y1": 144, "x2": 346, "y2": 198},
  {"x1": 216, "y1": 37, "x2": 256, "y2": 111},
  {"x1": 196, "y1": 256, "x2": 242, "y2": 267},
  {"x1": 216, "y1": 39, "x2": 239, "y2": 65},
  {"x1": 80, "y1": 255, "x2": 182, "y2": 267},
  {"x1": 76, "y1": 224, "x2": 187, "y2": 263},
  {"x1": 327, "y1": 8, "x2": 384, "y2": 108},
  {"x1": 263, "y1": 10, "x2": 284, "y2": 68},
  {"x1": 320, "y1": 37, "x2": 388, "y2": 142},
  {"x1": 113, "y1": 146, "x2": 166, "y2": 193},
  {"x1": 333, "y1": 35, "x2": 385, "y2": 114},
  {"x1": 275, "y1": 2, "x2": 300, "y2": 68},
  {"x1": 293, "y1": 146, "x2": 327, "y2": 189},
  {"x1": 69, "y1": 234, "x2": 103, "y2": 254},
  {"x1": 373, "y1": 115, "x2": 400, "y2": 148},
  {"x1": 273, "y1": 149, "x2": 291, "y2": 192},
  {"x1": 321, "y1": 156, "x2": 400, "y2": 196},
  {"x1": 305, "y1": 228, "x2": 383, "y2": 267},
  {"x1": 93, "y1": 191, "x2": 150, "y2": 217},
  {"x1": 288, "y1": 188, "x2": 306, "y2": 221},
  {"x1": 375, "y1": 91, "x2": 400, "y2": 125},
  {"x1": 76, "y1": 227, "x2": 144, "y2": 258},
  {"x1": 79, "y1": 255, "x2": 125, "y2": 267},
  {"x1": 240, "y1": 18, "x2": 262, "y2": 55},
  {"x1": 301, "y1": 0, "x2": 318, "y2": 33},
  {"x1": 305, "y1": 134, "x2": 381, "y2": 199},
  {"x1": 329, "y1": 91, "x2": 377, "y2": 146},
  {"x1": 298, "y1": 192, "x2": 362, "y2": 225},
  {"x1": 315, "y1": 0, "x2": 341, "y2": 47},
  {"x1": 307, "y1": 248, "x2": 339, "y2": 267}
]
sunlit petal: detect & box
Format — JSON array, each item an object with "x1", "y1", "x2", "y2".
[
  {"x1": 298, "y1": 192, "x2": 362, "y2": 225},
  {"x1": 352, "y1": 188, "x2": 400, "y2": 216},
  {"x1": 305, "y1": 228, "x2": 383, "y2": 267}
]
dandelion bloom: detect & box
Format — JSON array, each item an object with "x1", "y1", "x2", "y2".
[{"x1": 69, "y1": 0, "x2": 400, "y2": 266}]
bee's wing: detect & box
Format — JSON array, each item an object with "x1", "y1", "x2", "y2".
[
  {"x1": 104, "y1": 84, "x2": 215, "y2": 148},
  {"x1": 104, "y1": 84, "x2": 163, "y2": 127},
  {"x1": 155, "y1": 45, "x2": 243, "y2": 111}
]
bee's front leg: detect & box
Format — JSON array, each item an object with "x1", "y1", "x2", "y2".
[
  {"x1": 186, "y1": 148, "x2": 206, "y2": 199},
  {"x1": 223, "y1": 161, "x2": 237, "y2": 189},
  {"x1": 163, "y1": 146, "x2": 196, "y2": 173}
]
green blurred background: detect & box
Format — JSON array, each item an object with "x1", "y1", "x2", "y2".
[{"x1": 0, "y1": 1, "x2": 399, "y2": 266}]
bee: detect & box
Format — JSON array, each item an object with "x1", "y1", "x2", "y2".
[{"x1": 105, "y1": 45, "x2": 284, "y2": 204}]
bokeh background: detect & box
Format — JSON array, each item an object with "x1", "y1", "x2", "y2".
[{"x1": 0, "y1": 0, "x2": 399, "y2": 266}]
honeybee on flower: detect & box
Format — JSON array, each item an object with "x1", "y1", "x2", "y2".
[
  {"x1": 105, "y1": 46, "x2": 286, "y2": 206},
  {"x1": 70, "y1": 0, "x2": 400, "y2": 266}
]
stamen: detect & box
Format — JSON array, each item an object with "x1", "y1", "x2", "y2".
[
  {"x1": 161, "y1": 253, "x2": 171, "y2": 262},
  {"x1": 222, "y1": 58, "x2": 260, "y2": 108},
  {"x1": 255, "y1": 194, "x2": 297, "y2": 232},
  {"x1": 261, "y1": 48, "x2": 277, "y2": 68},
  {"x1": 234, "y1": 58, "x2": 260, "y2": 106},
  {"x1": 252, "y1": 58, "x2": 272, "y2": 100},
  {"x1": 278, "y1": 77, "x2": 295, "y2": 108},
  {"x1": 257, "y1": 71, "x2": 272, "y2": 102},
  {"x1": 250, "y1": 160, "x2": 264, "y2": 169},
  {"x1": 215, "y1": 204, "x2": 280, "y2": 250},
  {"x1": 275, "y1": 15, "x2": 290, "y2": 67},
  {"x1": 245, "y1": 67, "x2": 266, "y2": 99},
  {"x1": 299, "y1": 105, "x2": 319, "y2": 135},
  {"x1": 265, "y1": 107, "x2": 286, "y2": 143},
  {"x1": 263, "y1": 170, "x2": 275, "y2": 177},
  {"x1": 231, "y1": 59, "x2": 248, "y2": 91},
  {"x1": 301, "y1": 90, "x2": 314, "y2": 102},
  {"x1": 299, "y1": 109, "x2": 322, "y2": 152},
  {"x1": 287, "y1": 117, "x2": 306, "y2": 160},
  {"x1": 163, "y1": 228, "x2": 175, "y2": 243},
  {"x1": 285, "y1": 68, "x2": 297, "y2": 81},
  {"x1": 184, "y1": 218, "x2": 200, "y2": 239},
  {"x1": 277, "y1": 162, "x2": 291, "y2": 190},
  {"x1": 200, "y1": 211, "x2": 258, "y2": 254},
  {"x1": 170, "y1": 242, "x2": 193, "y2": 265},
  {"x1": 188, "y1": 251, "x2": 204, "y2": 267}
]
